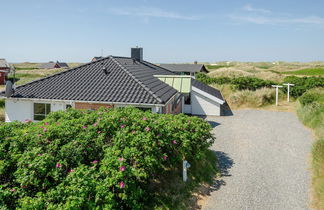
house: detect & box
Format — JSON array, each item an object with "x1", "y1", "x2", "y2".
[
  {"x1": 91, "y1": 56, "x2": 103, "y2": 62},
  {"x1": 160, "y1": 63, "x2": 209, "y2": 77},
  {"x1": 0, "y1": 59, "x2": 10, "y2": 85},
  {"x1": 39, "y1": 61, "x2": 69, "y2": 69},
  {"x1": 2, "y1": 48, "x2": 224, "y2": 122}
]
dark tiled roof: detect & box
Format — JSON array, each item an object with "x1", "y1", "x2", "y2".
[
  {"x1": 5, "y1": 56, "x2": 178, "y2": 105},
  {"x1": 39, "y1": 62, "x2": 57, "y2": 69},
  {"x1": 160, "y1": 64, "x2": 208, "y2": 73},
  {"x1": 39, "y1": 62, "x2": 69, "y2": 69},
  {"x1": 192, "y1": 79, "x2": 224, "y2": 102},
  {"x1": 57, "y1": 62, "x2": 69, "y2": 68}
]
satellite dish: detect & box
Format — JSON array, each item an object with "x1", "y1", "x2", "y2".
[{"x1": 5, "y1": 80, "x2": 14, "y2": 97}]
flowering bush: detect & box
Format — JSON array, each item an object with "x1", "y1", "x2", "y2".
[{"x1": 0, "y1": 107, "x2": 214, "y2": 209}]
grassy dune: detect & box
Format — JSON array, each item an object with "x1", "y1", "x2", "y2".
[
  {"x1": 282, "y1": 68, "x2": 324, "y2": 76},
  {"x1": 206, "y1": 62, "x2": 324, "y2": 82},
  {"x1": 9, "y1": 63, "x2": 83, "y2": 85},
  {"x1": 297, "y1": 88, "x2": 324, "y2": 209}
]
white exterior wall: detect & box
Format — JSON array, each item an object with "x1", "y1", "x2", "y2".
[
  {"x1": 5, "y1": 99, "x2": 72, "y2": 122},
  {"x1": 5, "y1": 99, "x2": 33, "y2": 122},
  {"x1": 191, "y1": 91, "x2": 221, "y2": 116},
  {"x1": 183, "y1": 105, "x2": 192, "y2": 114}
]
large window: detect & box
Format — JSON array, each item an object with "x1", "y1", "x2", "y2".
[{"x1": 34, "y1": 103, "x2": 51, "y2": 121}]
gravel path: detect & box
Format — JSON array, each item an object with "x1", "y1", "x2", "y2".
[{"x1": 202, "y1": 110, "x2": 313, "y2": 210}]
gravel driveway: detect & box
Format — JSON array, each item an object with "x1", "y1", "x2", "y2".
[{"x1": 202, "y1": 110, "x2": 312, "y2": 210}]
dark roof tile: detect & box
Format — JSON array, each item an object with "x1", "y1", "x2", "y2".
[
  {"x1": 4, "y1": 56, "x2": 178, "y2": 105},
  {"x1": 192, "y1": 79, "x2": 224, "y2": 101}
]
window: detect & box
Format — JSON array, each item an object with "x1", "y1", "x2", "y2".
[
  {"x1": 34, "y1": 103, "x2": 51, "y2": 121},
  {"x1": 136, "y1": 107, "x2": 151, "y2": 112},
  {"x1": 66, "y1": 104, "x2": 72, "y2": 109}
]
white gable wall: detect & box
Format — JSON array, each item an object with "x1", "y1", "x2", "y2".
[
  {"x1": 191, "y1": 91, "x2": 221, "y2": 116},
  {"x1": 5, "y1": 99, "x2": 33, "y2": 122},
  {"x1": 5, "y1": 99, "x2": 70, "y2": 122}
]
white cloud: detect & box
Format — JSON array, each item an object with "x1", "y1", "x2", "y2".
[
  {"x1": 230, "y1": 14, "x2": 324, "y2": 25},
  {"x1": 111, "y1": 7, "x2": 199, "y2": 20},
  {"x1": 242, "y1": 4, "x2": 271, "y2": 14}
]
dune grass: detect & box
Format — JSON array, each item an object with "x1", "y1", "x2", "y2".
[
  {"x1": 206, "y1": 65, "x2": 232, "y2": 70},
  {"x1": 297, "y1": 88, "x2": 324, "y2": 209},
  {"x1": 281, "y1": 68, "x2": 324, "y2": 76}
]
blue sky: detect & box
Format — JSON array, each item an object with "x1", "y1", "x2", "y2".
[{"x1": 1, "y1": 0, "x2": 324, "y2": 63}]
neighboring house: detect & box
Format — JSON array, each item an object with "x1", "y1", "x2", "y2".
[
  {"x1": 0, "y1": 59, "x2": 10, "y2": 85},
  {"x1": 39, "y1": 61, "x2": 69, "y2": 69},
  {"x1": 91, "y1": 56, "x2": 103, "y2": 62},
  {"x1": 1, "y1": 48, "x2": 224, "y2": 122},
  {"x1": 160, "y1": 63, "x2": 209, "y2": 77}
]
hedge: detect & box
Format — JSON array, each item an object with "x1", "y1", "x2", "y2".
[
  {"x1": 0, "y1": 107, "x2": 215, "y2": 209},
  {"x1": 196, "y1": 73, "x2": 274, "y2": 90},
  {"x1": 196, "y1": 73, "x2": 324, "y2": 97},
  {"x1": 283, "y1": 76, "x2": 324, "y2": 97}
]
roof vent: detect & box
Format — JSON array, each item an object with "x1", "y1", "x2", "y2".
[
  {"x1": 131, "y1": 47, "x2": 143, "y2": 62},
  {"x1": 102, "y1": 66, "x2": 110, "y2": 75}
]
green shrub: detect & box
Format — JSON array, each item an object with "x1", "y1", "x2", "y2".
[
  {"x1": 299, "y1": 92, "x2": 321, "y2": 106},
  {"x1": 283, "y1": 76, "x2": 324, "y2": 97},
  {"x1": 196, "y1": 73, "x2": 274, "y2": 90},
  {"x1": 230, "y1": 77, "x2": 273, "y2": 91},
  {"x1": 0, "y1": 107, "x2": 215, "y2": 209}
]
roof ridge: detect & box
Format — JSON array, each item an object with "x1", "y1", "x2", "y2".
[
  {"x1": 142, "y1": 61, "x2": 177, "y2": 75},
  {"x1": 110, "y1": 56, "x2": 163, "y2": 103},
  {"x1": 14, "y1": 57, "x2": 111, "y2": 90}
]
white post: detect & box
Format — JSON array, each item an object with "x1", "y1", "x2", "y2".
[
  {"x1": 183, "y1": 160, "x2": 191, "y2": 182},
  {"x1": 283, "y1": 83, "x2": 295, "y2": 102},
  {"x1": 272, "y1": 85, "x2": 283, "y2": 106}
]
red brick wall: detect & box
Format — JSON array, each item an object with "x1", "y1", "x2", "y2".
[
  {"x1": 162, "y1": 96, "x2": 183, "y2": 114},
  {"x1": 172, "y1": 97, "x2": 182, "y2": 114},
  {"x1": 0, "y1": 72, "x2": 6, "y2": 85},
  {"x1": 74, "y1": 102, "x2": 114, "y2": 110}
]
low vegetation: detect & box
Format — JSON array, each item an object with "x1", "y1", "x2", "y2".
[
  {"x1": 206, "y1": 64, "x2": 232, "y2": 70},
  {"x1": 0, "y1": 99, "x2": 4, "y2": 122},
  {"x1": 282, "y1": 68, "x2": 324, "y2": 76},
  {"x1": 297, "y1": 88, "x2": 324, "y2": 209},
  {"x1": 196, "y1": 73, "x2": 274, "y2": 91},
  {"x1": 0, "y1": 107, "x2": 218, "y2": 209},
  {"x1": 283, "y1": 76, "x2": 324, "y2": 97},
  {"x1": 228, "y1": 88, "x2": 277, "y2": 108},
  {"x1": 206, "y1": 61, "x2": 324, "y2": 82}
]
